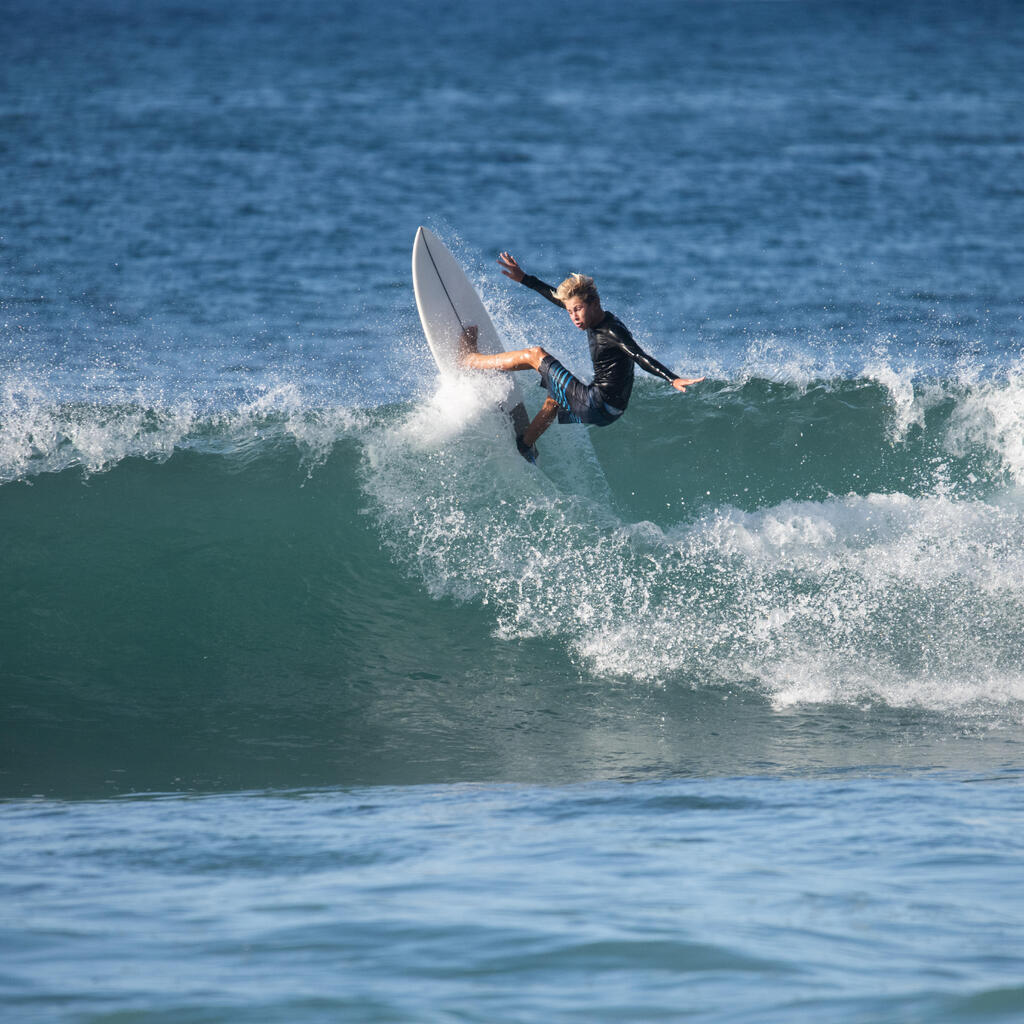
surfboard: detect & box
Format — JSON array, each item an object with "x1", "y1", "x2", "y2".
[{"x1": 412, "y1": 226, "x2": 536, "y2": 460}]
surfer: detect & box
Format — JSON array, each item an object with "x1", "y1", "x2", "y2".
[{"x1": 458, "y1": 252, "x2": 703, "y2": 458}]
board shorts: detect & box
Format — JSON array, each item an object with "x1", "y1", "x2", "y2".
[{"x1": 538, "y1": 355, "x2": 624, "y2": 427}]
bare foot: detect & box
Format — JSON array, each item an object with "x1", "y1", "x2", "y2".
[{"x1": 457, "y1": 325, "x2": 479, "y2": 365}]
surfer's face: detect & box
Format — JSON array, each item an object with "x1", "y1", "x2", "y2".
[{"x1": 565, "y1": 296, "x2": 599, "y2": 330}]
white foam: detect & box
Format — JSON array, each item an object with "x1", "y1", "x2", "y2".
[
  {"x1": 362, "y1": 396, "x2": 1024, "y2": 720},
  {"x1": 0, "y1": 375, "x2": 365, "y2": 483},
  {"x1": 0, "y1": 375, "x2": 199, "y2": 482},
  {"x1": 944, "y1": 357, "x2": 1024, "y2": 485},
  {"x1": 862, "y1": 355, "x2": 926, "y2": 440},
  {"x1": 762, "y1": 656, "x2": 1024, "y2": 722}
]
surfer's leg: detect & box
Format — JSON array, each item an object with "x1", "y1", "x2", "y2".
[
  {"x1": 464, "y1": 347, "x2": 547, "y2": 372},
  {"x1": 458, "y1": 327, "x2": 548, "y2": 372},
  {"x1": 522, "y1": 397, "x2": 560, "y2": 448}
]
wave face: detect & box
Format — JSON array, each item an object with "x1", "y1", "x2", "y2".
[{"x1": 3, "y1": 363, "x2": 1024, "y2": 795}]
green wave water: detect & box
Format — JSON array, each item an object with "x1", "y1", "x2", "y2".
[{"x1": 3, "y1": 368, "x2": 1023, "y2": 797}]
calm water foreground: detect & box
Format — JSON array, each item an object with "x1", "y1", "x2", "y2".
[{"x1": 4, "y1": 773, "x2": 1024, "y2": 1024}]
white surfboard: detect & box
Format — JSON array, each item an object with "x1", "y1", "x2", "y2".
[{"x1": 412, "y1": 226, "x2": 534, "y2": 456}]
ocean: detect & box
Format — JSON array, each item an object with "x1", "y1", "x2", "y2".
[{"x1": 2, "y1": 0, "x2": 1024, "y2": 1020}]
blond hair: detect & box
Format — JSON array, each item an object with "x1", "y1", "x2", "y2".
[{"x1": 554, "y1": 273, "x2": 599, "y2": 306}]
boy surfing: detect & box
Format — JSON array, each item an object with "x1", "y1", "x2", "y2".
[{"x1": 459, "y1": 252, "x2": 703, "y2": 460}]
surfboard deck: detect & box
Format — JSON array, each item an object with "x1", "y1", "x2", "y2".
[{"x1": 412, "y1": 226, "x2": 536, "y2": 460}]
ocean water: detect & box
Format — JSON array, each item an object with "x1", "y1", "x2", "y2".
[{"x1": 3, "y1": 0, "x2": 1024, "y2": 1020}]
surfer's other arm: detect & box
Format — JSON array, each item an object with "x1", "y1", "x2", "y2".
[{"x1": 605, "y1": 326, "x2": 705, "y2": 393}]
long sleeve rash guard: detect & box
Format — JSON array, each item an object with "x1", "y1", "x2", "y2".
[{"x1": 520, "y1": 274, "x2": 677, "y2": 412}]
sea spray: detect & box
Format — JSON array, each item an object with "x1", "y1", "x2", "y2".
[{"x1": 0, "y1": 376, "x2": 369, "y2": 483}]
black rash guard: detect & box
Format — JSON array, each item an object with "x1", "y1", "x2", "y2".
[{"x1": 520, "y1": 274, "x2": 677, "y2": 411}]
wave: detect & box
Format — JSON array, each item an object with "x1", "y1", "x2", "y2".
[{"x1": 3, "y1": 362, "x2": 1024, "y2": 728}]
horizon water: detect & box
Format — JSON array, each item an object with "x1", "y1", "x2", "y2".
[{"x1": 3, "y1": 1, "x2": 1024, "y2": 1021}]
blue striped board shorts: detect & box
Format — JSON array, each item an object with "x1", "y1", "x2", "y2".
[{"x1": 538, "y1": 355, "x2": 624, "y2": 427}]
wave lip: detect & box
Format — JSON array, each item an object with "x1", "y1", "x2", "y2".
[{"x1": 4, "y1": 356, "x2": 1024, "y2": 493}]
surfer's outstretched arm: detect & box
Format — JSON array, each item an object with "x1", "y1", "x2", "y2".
[
  {"x1": 498, "y1": 252, "x2": 525, "y2": 282},
  {"x1": 499, "y1": 252, "x2": 564, "y2": 308}
]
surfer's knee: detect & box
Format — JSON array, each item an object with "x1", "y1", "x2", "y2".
[{"x1": 525, "y1": 346, "x2": 549, "y2": 369}]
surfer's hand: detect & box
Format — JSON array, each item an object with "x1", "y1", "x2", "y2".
[
  {"x1": 498, "y1": 252, "x2": 525, "y2": 283},
  {"x1": 671, "y1": 376, "x2": 704, "y2": 392}
]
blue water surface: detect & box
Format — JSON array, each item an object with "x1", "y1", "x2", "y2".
[{"x1": 4, "y1": 774, "x2": 1024, "y2": 1023}]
